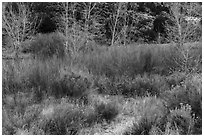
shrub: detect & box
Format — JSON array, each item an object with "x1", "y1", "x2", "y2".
[
  {"x1": 27, "y1": 32, "x2": 66, "y2": 60},
  {"x1": 149, "y1": 74, "x2": 170, "y2": 93},
  {"x1": 2, "y1": 59, "x2": 26, "y2": 95},
  {"x1": 161, "y1": 73, "x2": 202, "y2": 117},
  {"x1": 162, "y1": 42, "x2": 202, "y2": 73},
  {"x1": 127, "y1": 97, "x2": 168, "y2": 135},
  {"x1": 165, "y1": 71, "x2": 186, "y2": 88},
  {"x1": 2, "y1": 104, "x2": 42, "y2": 135},
  {"x1": 50, "y1": 71, "x2": 91, "y2": 99},
  {"x1": 38, "y1": 102, "x2": 84, "y2": 135},
  {"x1": 95, "y1": 101, "x2": 119, "y2": 122},
  {"x1": 94, "y1": 74, "x2": 169, "y2": 97},
  {"x1": 93, "y1": 75, "x2": 117, "y2": 95},
  {"x1": 37, "y1": 99, "x2": 102, "y2": 135},
  {"x1": 115, "y1": 74, "x2": 169, "y2": 97},
  {"x1": 148, "y1": 104, "x2": 200, "y2": 135},
  {"x1": 165, "y1": 104, "x2": 196, "y2": 135}
]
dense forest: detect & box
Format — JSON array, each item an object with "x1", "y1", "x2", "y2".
[{"x1": 2, "y1": 2, "x2": 202, "y2": 135}]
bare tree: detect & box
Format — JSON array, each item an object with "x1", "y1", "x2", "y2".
[
  {"x1": 121, "y1": 2, "x2": 128, "y2": 46},
  {"x1": 83, "y1": 2, "x2": 96, "y2": 41},
  {"x1": 57, "y1": 2, "x2": 98, "y2": 57},
  {"x1": 2, "y1": 2, "x2": 39, "y2": 58},
  {"x1": 166, "y1": 2, "x2": 201, "y2": 46},
  {"x1": 111, "y1": 3, "x2": 122, "y2": 46},
  {"x1": 57, "y1": 2, "x2": 70, "y2": 54},
  {"x1": 165, "y1": 2, "x2": 202, "y2": 73}
]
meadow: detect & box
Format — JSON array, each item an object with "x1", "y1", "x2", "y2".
[{"x1": 2, "y1": 32, "x2": 202, "y2": 135}]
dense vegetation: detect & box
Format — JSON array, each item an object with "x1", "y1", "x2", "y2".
[{"x1": 2, "y1": 2, "x2": 202, "y2": 135}]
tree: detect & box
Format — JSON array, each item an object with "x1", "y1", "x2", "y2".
[
  {"x1": 165, "y1": 2, "x2": 202, "y2": 73},
  {"x1": 110, "y1": 3, "x2": 122, "y2": 46},
  {"x1": 2, "y1": 2, "x2": 39, "y2": 57},
  {"x1": 165, "y1": 2, "x2": 201, "y2": 46}
]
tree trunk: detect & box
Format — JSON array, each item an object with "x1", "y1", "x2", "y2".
[{"x1": 111, "y1": 3, "x2": 121, "y2": 46}]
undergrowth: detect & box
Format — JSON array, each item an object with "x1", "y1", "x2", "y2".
[{"x1": 2, "y1": 33, "x2": 202, "y2": 135}]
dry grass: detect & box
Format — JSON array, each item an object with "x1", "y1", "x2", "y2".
[{"x1": 2, "y1": 40, "x2": 202, "y2": 135}]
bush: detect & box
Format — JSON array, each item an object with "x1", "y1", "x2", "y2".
[
  {"x1": 26, "y1": 32, "x2": 66, "y2": 60},
  {"x1": 166, "y1": 71, "x2": 186, "y2": 88},
  {"x1": 34, "y1": 101, "x2": 84, "y2": 135},
  {"x1": 51, "y1": 71, "x2": 91, "y2": 99},
  {"x1": 162, "y1": 42, "x2": 202, "y2": 73},
  {"x1": 127, "y1": 97, "x2": 168, "y2": 135},
  {"x1": 165, "y1": 104, "x2": 197, "y2": 135},
  {"x1": 112, "y1": 74, "x2": 168, "y2": 97},
  {"x1": 95, "y1": 101, "x2": 119, "y2": 122},
  {"x1": 147, "y1": 104, "x2": 200, "y2": 135},
  {"x1": 2, "y1": 59, "x2": 26, "y2": 95},
  {"x1": 2, "y1": 104, "x2": 42, "y2": 135},
  {"x1": 38, "y1": 99, "x2": 101, "y2": 135},
  {"x1": 40, "y1": 108, "x2": 84, "y2": 135},
  {"x1": 161, "y1": 73, "x2": 202, "y2": 118}
]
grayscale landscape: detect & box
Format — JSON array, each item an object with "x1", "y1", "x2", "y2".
[{"x1": 2, "y1": 2, "x2": 202, "y2": 135}]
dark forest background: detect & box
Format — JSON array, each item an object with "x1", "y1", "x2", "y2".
[{"x1": 2, "y1": 2, "x2": 202, "y2": 50}]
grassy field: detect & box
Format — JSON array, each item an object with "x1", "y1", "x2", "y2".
[{"x1": 2, "y1": 33, "x2": 202, "y2": 135}]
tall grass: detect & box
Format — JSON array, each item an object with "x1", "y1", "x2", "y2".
[
  {"x1": 2, "y1": 31, "x2": 202, "y2": 135},
  {"x1": 2, "y1": 57, "x2": 92, "y2": 102},
  {"x1": 22, "y1": 32, "x2": 67, "y2": 60},
  {"x1": 80, "y1": 42, "x2": 201, "y2": 77}
]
